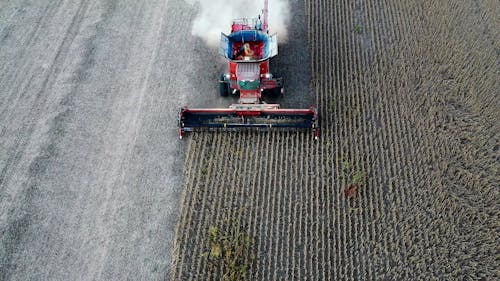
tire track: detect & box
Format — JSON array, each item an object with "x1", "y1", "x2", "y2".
[
  {"x1": 0, "y1": 0, "x2": 63, "y2": 104},
  {"x1": 0, "y1": 1, "x2": 92, "y2": 279},
  {"x1": 0, "y1": 0, "x2": 89, "y2": 189}
]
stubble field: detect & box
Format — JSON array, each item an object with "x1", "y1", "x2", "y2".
[
  {"x1": 171, "y1": 0, "x2": 499, "y2": 280},
  {"x1": 1, "y1": 1, "x2": 196, "y2": 279}
]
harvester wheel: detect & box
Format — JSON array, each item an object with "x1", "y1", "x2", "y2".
[
  {"x1": 219, "y1": 77, "x2": 229, "y2": 97},
  {"x1": 270, "y1": 86, "x2": 284, "y2": 98}
]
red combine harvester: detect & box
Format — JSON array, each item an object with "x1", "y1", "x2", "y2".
[{"x1": 178, "y1": 0, "x2": 318, "y2": 139}]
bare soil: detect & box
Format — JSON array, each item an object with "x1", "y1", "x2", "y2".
[{"x1": 0, "y1": 0, "x2": 203, "y2": 280}]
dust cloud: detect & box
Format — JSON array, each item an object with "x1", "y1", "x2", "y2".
[{"x1": 185, "y1": 0, "x2": 290, "y2": 47}]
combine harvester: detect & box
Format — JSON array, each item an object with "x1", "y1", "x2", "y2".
[{"x1": 178, "y1": 0, "x2": 318, "y2": 139}]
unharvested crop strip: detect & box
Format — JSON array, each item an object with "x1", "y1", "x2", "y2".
[
  {"x1": 253, "y1": 132, "x2": 272, "y2": 280},
  {"x1": 289, "y1": 132, "x2": 300, "y2": 280},
  {"x1": 192, "y1": 132, "x2": 226, "y2": 277},
  {"x1": 265, "y1": 132, "x2": 281, "y2": 280},
  {"x1": 272, "y1": 131, "x2": 286, "y2": 278},
  {"x1": 172, "y1": 0, "x2": 499, "y2": 279},
  {"x1": 246, "y1": 133, "x2": 263, "y2": 280},
  {"x1": 284, "y1": 132, "x2": 296, "y2": 279},
  {"x1": 171, "y1": 133, "x2": 209, "y2": 279}
]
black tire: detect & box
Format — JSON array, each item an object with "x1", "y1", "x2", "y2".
[
  {"x1": 265, "y1": 75, "x2": 284, "y2": 98},
  {"x1": 219, "y1": 74, "x2": 229, "y2": 97},
  {"x1": 219, "y1": 82, "x2": 229, "y2": 96},
  {"x1": 269, "y1": 86, "x2": 283, "y2": 98}
]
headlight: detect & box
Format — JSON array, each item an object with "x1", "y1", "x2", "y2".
[{"x1": 264, "y1": 73, "x2": 273, "y2": 79}]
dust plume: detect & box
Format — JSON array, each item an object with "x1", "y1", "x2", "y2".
[{"x1": 185, "y1": 0, "x2": 290, "y2": 47}]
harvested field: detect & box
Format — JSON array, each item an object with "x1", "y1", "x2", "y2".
[
  {"x1": 171, "y1": 0, "x2": 499, "y2": 280},
  {"x1": 1, "y1": 0, "x2": 201, "y2": 279}
]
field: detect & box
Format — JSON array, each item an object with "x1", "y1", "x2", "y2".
[
  {"x1": 171, "y1": 0, "x2": 499, "y2": 280},
  {"x1": 0, "y1": 0, "x2": 497, "y2": 280},
  {"x1": 0, "y1": 1, "x2": 194, "y2": 279}
]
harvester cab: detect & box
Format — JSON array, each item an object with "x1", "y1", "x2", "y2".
[
  {"x1": 218, "y1": 29, "x2": 281, "y2": 101},
  {"x1": 178, "y1": 0, "x2": 318, "y2": 139}
]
